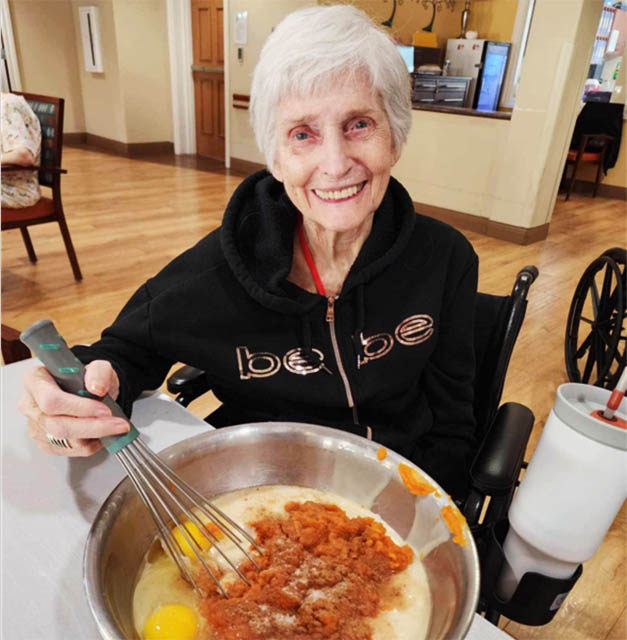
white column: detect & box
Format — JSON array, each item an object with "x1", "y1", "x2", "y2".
[
  {"x1": 483, "y1": 0, "x2": 604, "y2": 229},
  {"x1": 165, "y1": 0, "x2": 196, "y2": 155},
  {"x1": 1, "y1": 0, "x2": 22, "y2": 91}
]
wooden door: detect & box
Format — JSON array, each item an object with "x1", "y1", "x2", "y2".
[{"x1": 191, "y1": 0, "x2": 225, "y2": 160}]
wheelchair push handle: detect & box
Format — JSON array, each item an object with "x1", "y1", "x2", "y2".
[
  {"x1": 19, "y1": 319, "x2": 140, "y2": 454},
  {"x1": 512, "y1": 266, "x2": 538, "y2": 298}
]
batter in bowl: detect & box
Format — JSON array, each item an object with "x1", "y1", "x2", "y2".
[{"x1": 133, "y1": 485, "x2": 432, "y2": 640}]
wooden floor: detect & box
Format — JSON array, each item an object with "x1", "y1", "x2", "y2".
[{"x1": 2, "y1": 146, "x2": 625, "y2": 639}]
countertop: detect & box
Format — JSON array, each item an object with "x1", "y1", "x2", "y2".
[{"x1": 412, "y1": 103, "x2": 512, "y2": 119}]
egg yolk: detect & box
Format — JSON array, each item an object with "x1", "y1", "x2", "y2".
[
  {"x1": 171, "y1": 520, "x2": 223, "y2": 560},
  {"x1": 143, "y1": 604, "x2": 197, "y2": 640}
]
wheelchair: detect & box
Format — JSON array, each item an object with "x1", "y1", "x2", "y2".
[
  {"x1": 168, "y1": 265, "x2": 581, "y2": 627},
  {"x1": 565, "y1": 247, "x2": 627, "y2": 389}
]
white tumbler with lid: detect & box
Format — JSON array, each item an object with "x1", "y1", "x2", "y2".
[{"x1": 497, "y1": 383, "x2": 627, "y2": 601}]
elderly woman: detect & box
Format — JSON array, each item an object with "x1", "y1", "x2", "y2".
[
  {"x1": 19, "y1": 5, "x2": 477, "y2": 499},
  {"x1": 1, "y1": 92, "x2": 42, "y2": 208}
]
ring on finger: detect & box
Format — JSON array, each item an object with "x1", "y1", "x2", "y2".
[{"x1": 46, "y1": 433, "x2": 72, "y2": 449}]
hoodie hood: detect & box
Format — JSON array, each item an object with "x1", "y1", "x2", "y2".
[{"x1": 220, "y1": 169, "x2": 417, "y2": 315}]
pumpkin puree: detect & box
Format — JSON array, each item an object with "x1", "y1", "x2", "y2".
[
  {"x1": 398, "y1": 463, "x2": 440, "y2": 497},
  {"x1": 197, "y1": 501, "x2": 413, "y2": 640},
  {"x1": 398, "y1": 463, "x2": 467, "y2": 547},
  {"x1": 440, "y1": 505, "x2": 467, "y2": 546}
]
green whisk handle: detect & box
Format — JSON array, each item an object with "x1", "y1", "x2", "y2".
[{"x1": 19, "y1": 319, "x2": 139, "y2": 454}]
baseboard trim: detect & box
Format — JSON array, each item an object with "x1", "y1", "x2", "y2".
[
  {"x1": 573, "y1": 180, "x2": 627, "y2": 200},
  {"x1": 414, "y1": 201, "x2": 550, "y2": 245},
  {"x1": 126, "y1": 140, "x2": 174, "y2": 156},
  {"x1": 486, "y1": 219, "x2": 550, "y2": 245},
  {"x1": 64, "y1": 132, "x2": 174, "y2": 156},
  {"x1": 229, "y1": 156, "x2": 265, "y2": 176},
  {"x1": 64, "y1": 132, "x2": 86, "y2": 145},
  {"x1": 58, "y1": 142, "x2": 558, "y2": 244},
  {"x1": 414, "y1": 202, "x2": 488, "y2": 235}
]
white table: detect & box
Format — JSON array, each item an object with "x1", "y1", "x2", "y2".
[{"x1": 1, "y1": 358, "x2": 510, "y2": 640}]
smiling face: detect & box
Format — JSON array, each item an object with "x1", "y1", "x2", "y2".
[{"x1": 272, "y1": 75, "x2": 399, "y2": 235}]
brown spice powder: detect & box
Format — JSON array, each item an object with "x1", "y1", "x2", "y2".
[{"x1": 196, "y1": 501, "x2": 414, "y2": 640}]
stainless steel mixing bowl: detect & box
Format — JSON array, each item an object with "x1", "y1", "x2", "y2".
[{"x1": 84, "y1": 422, "x2": 480, "y2": 639}]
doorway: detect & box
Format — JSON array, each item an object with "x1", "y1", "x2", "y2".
[{"x1": 191, "y1": 0, "x2": 225, "y2": 161}]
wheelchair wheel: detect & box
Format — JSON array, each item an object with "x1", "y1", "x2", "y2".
[{"x1": 565, "y1": 248, "x2": 627, "y2": 388}]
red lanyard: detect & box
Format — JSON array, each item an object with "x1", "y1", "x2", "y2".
[{"x1": 297, "y1": 217, "x2": 327, "y2": 296}]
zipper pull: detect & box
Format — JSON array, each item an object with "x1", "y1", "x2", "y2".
[{"x1": 326, "y1": 296, "x2": 335, "y2": 322}]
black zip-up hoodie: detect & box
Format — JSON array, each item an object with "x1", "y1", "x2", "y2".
[{"x1": 74, "y1": 170, "x2": 478, "y2": 497}]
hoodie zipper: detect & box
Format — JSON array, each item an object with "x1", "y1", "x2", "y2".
[
  {"x1": 326, "y1": 296, "x2": 359, "y2": 424},
  {"x1": 296, "y1": 219, "x2": 359, "y2": 425}
]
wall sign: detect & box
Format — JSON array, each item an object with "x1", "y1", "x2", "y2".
[{"x1": 78, "y1": 6, "x2": 104, "y2": 73}]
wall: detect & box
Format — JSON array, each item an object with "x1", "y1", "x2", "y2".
[
  {"x1": 227, "y1": 0, "x2": 518, "y2": 167},
  {"x1": 393, "y1": 111, "x2": 508, "y2": 218},
  {"x1": 71, "y1": 0, "x2": 127, "y2": 142},
  {"x1": 468, "y1": 0, "x2": 518, "y2": 42},
  {"x1": 9, "y1": 0, "x2": 172, "y2": 143},
  {"x1": 111, "y1": 0, "x2": 173, "y2": 143},
  {"x1": 228, "y1": 0, "x2": 606, "y2": 232},
  {"x1": 522, "y1": 0, "x2": 605, "y2": 226},
  {"x1": 348, "y1": 0, "x2": 463, "y2": 46},
  {"x1": 395, "y1": 0, "x2": 605, "y2": 231},
  {"x1": 8, "y1": 0, "x2": 85, "y2": 132},
  {"x1": 71, "y1": 0, "x2": 172, "y2": 144},
  {"x1": 228, "y1": 0, "x2": 314, "y2": 165},
  {"x1": 342, "y1": 0, "x2": 517, "y2": 46}
]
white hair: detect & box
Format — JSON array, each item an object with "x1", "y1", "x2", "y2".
[{"x1": 250, "y1": 4, "x2": 412, "y2": 171}]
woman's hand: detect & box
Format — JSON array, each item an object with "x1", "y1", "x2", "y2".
[{"x1": 18, "y1": 360, "x2": 130, "y2": 457}]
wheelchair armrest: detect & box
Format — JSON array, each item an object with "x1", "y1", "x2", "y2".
[
  {"x1": 470, "y1": 402, "x2": 534, "y2": 496},
  {"x1": 166, "y1": 365, "x2": 210, "y2": 407}
]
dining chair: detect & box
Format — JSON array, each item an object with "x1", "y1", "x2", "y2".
[
  {"x1": 564, "y1": 133, "x2": 615, "y2": 201},
  {"x1": 563, "y1": 101, "x2": 623, "y2": 201},
  {"x1": 1, "y1": 324, "x2": 31, "y2": 365},
  {"x1": 1, "y1": 92, "x2": 82, "y2": 280}
]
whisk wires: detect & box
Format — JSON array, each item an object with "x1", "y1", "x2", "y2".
[{"x1": 116, "y1": 437, "x2": 262, "y2": 597}]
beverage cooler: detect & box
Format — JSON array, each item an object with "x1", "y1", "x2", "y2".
[{"x1": 445, "y1": 39, "x2": 511, "y2": 111}]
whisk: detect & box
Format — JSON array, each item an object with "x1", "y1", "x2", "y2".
[{"x1": 21, "y1": 319, "x2": 262, "y2": 597}]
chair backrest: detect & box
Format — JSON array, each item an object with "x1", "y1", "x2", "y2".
[
  {"x1": 12, "y1": 91, "x2": 64, "y2": 189},
  {"x1": 473, "y1": 267, "x2": 538, "y2": 444},
  {"x1": 1, "y1": 324, "x2": 31, "y2": 364}
]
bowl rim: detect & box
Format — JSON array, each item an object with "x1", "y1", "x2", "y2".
[{"x1": 83, "y1": 421, "x2": 480, "y2": 640}]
